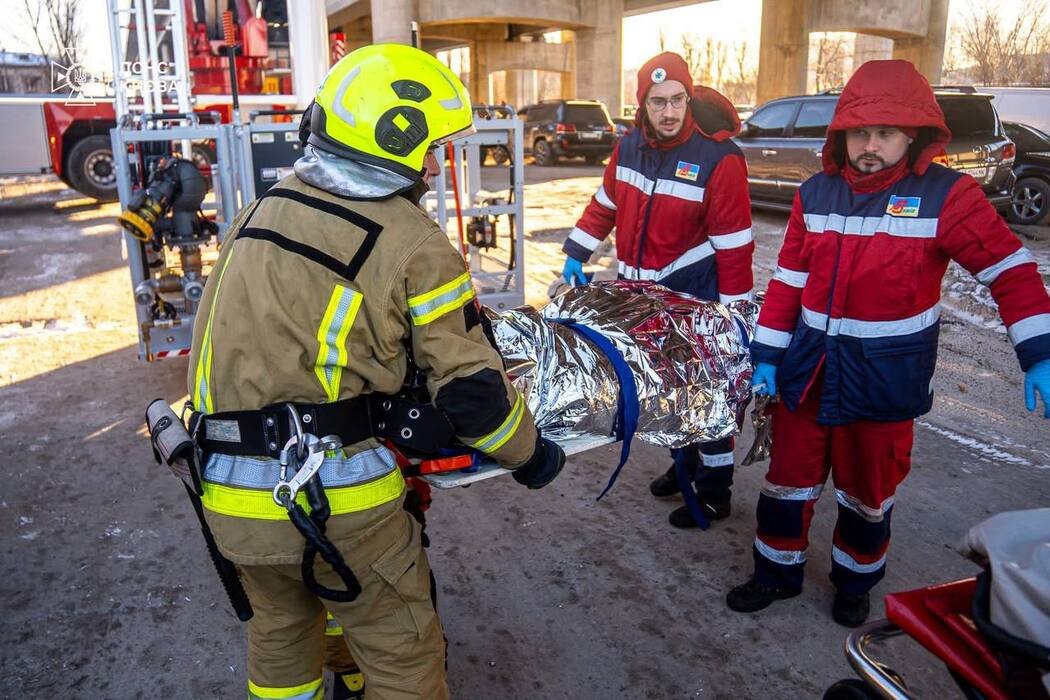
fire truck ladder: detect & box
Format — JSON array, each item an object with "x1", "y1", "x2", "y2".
[{"x1": 105, "y1": 0, "x2": 193, "y2": 120}]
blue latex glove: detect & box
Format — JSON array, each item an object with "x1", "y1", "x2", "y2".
[
  {"x1": 752, "y1": 362, "x2": 778, "y2": 396},
  {"x1": 1024, "y1": 358, "x2": 1050, "y2": 418},
  {"x1": 562, "y1": 257, "x2": 588, "y2": 286}
]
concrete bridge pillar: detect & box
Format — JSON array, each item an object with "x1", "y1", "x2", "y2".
[
  {"x1": 853, "y1": 33, "x2": 893, "y2": 67},
  {"x1": 756, "y1": 0, "x2": 808, "y2": 104},
  {"x1": 504, "y1": 69, "x2": 521, "y2": 109},
  {"x1": 370, "y1": 0, "x2": 416, "y2": 45},
  {"x1": 469, "y1": 40, "x2": 491, "y2": 104},
  {"x1": 575, "y1": 0, "x2": 623, "y2": 116},
  {"x1": 342, "y1": 16, "x2": 372, "y2": 53},
  {"x1": 891, "y1": 0, "x2": 949, "y2": 84}
]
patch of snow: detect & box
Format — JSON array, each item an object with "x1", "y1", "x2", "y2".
[{"x1": 918, "y1": 421, "x2": 1047, "y2": 469}]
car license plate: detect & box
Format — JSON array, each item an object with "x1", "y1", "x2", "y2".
[
  {"x1": 960, "y1": 166, "x2": 988, "y2": 180},
  {"x1": 580, "y1": 131, "x2": 601, "y2": 140}
]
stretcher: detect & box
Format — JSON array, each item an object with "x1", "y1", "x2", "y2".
[{"x1": 420, "y1": 435, "x2": 617, "y2": 489}]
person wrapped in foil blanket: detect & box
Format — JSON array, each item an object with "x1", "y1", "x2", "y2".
[{"x1": 486, "y1": 280, "x2": 757, "y2": 451}]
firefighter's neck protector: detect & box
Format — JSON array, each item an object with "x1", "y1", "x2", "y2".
[
  {"x1": 294, "y1": 144, "x2": 416, "y2": 199},
  {"x1": 307, "y1": 43, "x2": 475, "y2": 182}
]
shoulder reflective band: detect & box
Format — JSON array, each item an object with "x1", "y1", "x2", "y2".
[
  {"x1": 315, "y1": 285, "x2": 364, "y2": 402},
  {"x1": 552, "y1": 319, "x2": 639, "y2": 501},
  {"x1": 469, "y1": 392, "x2": 525, "y2": 454},
  {"x1": 193, "y1": 245, "x2": 239, "y2": 414},
  {"x1": 248, "y1": 676, "x2": 323, "y2": 700},
  {"x1": 407, "y1": 271, "x2": 475, "y2": 325},
  {"x1": 201, "y1": 468, "x2": 404, "y2": 520}
]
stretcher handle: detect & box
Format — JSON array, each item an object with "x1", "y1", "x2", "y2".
[{"x1": 844, "y1": 620, "x2": 913, "y2": 699}]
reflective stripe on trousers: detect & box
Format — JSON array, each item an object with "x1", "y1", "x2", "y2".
[{"x1": 248, "y1": 677, "x2": 323, "y2": 700}]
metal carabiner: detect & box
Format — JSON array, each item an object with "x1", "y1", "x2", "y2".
[
  {"x1": 285, "y1": 403, "x2": 307, "y2": 463},
  {"x1": 272, "y1": 433, "x2": 343, "y2": 508}
]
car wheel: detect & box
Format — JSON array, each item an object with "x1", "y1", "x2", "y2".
[
  {"x1": 1008, "y1": 176, "x2": 1050, "y2": 225},
  {"x1": 533, "y1": 139, "x2": 555, "y2": 166},
  {"x1": 491, "y1": 145, "x2": 510, "y2": 165},
  {"x1": 66, "y1": 134, "x2": 119, "y2": 202},
  {"x1": 585, "y1": 154, "x2": 605, "y2": 165},
  {"x1": 190, "y1": 143, "x2": 215, "y2": 188}
]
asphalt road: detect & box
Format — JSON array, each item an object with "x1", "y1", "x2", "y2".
[{"x1": 1, "y1": 168, "x2": 1048, "y2": 698}]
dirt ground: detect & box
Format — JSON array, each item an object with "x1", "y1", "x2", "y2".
[{"x1": 1, "y1": 165, "x2": 1048, "y2": 699}]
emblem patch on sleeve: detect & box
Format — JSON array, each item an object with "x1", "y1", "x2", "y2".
[
  {"x1": 675, "y1": 161, "x2": 700, "y2": 181},
  {"x1": 886, "y1": 195, "x2": 921, "y2": 217}
]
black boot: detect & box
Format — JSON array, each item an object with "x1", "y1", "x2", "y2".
[
  {"x1": 726, "y1": 578, "x2": 802, "y2": 613},
  {"x1": 668, "y1": 499, "x2": 731, "y2": 528},
  {"x1": 650, "y1": 463, "x2": 691, "y2": 498},
  {"x1": 332, "y1": 666, "x2": 366, "y2": 700},
  {"x1": 832, "y1": 591, "x2": 870, "y2": 628}
]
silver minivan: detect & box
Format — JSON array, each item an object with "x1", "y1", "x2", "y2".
[{"x1": 735, "y1": 90, "x2": 1016, "y2": 211}]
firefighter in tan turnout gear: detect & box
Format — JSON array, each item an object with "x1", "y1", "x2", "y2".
[{"x1": 186, "y1": 44, "x2": 565, "y2": 700}]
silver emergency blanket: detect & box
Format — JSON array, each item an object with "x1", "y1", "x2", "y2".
[
  {"x1": 488, "y1": 280, "x2": 757, "y2": 448},
  {"x1": 965, "y1": 508, "x2": 1050, "y2": 649}
]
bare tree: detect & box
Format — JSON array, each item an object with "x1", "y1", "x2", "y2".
[
  {"x1": 724, "y1": 40, "x2": 756, "y2": 105},
  {"x1": 680, "y1": 33, "x2": 700, "y2": 79},
  {"x1": 956, "y1": 0, "x2": 1050, "y2": 85},
  {"x1": 21, "y1": 0, "x2": 82, "y2": 62},
  {"x1": 811, "y1": 32, "x2": 850, "y2": 92},
  {"x1": 679, "y1": 34, "x2": 730, "y2": 89},
  {"x1": 703, "y1": 36, "x2": 728, "y2": 87}
]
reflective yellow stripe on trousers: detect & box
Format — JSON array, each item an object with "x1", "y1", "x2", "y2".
[
  {"x1": 325, "y1": 611, "x2": 343, "y2": 636},
  {"x1": 248, "y1": 677, "x2": 323, "y2": 700},
  {"x1": 193, "y1": 245, "x2": 238, "y2": 414},
  {"x1": 314, "y1": 285, "x2": 363, "y2": 402}
]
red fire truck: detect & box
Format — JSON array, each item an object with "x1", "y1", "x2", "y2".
[{"x1": 0, "y1": 0, "x2": 308, "y2": 200}]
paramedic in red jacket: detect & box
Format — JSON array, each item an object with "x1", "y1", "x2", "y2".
[
  {"x1": 562, "y1": 52, "x2": 754, "y2": 529},
  {"x1": 727, "y1": 60, "x2": 1050, "y2": 627}
]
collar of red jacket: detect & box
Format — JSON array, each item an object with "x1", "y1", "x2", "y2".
[
  {"x1": 822, "y1": 59, "x2": 952, "y2": 177},
  {"x1": 638, "y1": 85, "x2": 741, "y2": 149},
  {"x1": 842, "y1": 157, "x2": 909, "y2": 193}
]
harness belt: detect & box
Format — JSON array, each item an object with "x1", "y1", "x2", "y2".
[{"x1": 196, "y1": 396, "x2": 372, "y2": 458}]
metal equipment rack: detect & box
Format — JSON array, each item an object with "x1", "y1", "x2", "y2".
[{"x1": 428, "y1": 107, "x2": 526, "y2": 312}]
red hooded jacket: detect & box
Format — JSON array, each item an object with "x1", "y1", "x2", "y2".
[
  {"x1": 752, "y1": 60, "x2": 1050, "y2": 424},
  {"x1": 563, "y1": 53, "x2": 753, "y2": 304}
]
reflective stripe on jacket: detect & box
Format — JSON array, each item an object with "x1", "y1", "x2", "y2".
[{"x1": 753, "y1": 165, "x2": 1050, "y2": 424}]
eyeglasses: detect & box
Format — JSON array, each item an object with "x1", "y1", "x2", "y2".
[{"x1": 646, "y1": 94, "x2": 688, "y2": 111}]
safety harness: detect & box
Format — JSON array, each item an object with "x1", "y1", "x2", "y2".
[{"x1": 187, "y1": 389, "x2": 457, "y2": 603}]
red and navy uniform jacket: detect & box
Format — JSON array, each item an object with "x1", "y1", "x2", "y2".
[
  {"x1": 752, "y1": 59, "x2": 1050, "y2": 425},
  {"x1": 753, "y1": 168, "x2": 1050, "y2": 424},
  {"x1": 562, "y1": 91, "x2": 753, "y2": 304}
]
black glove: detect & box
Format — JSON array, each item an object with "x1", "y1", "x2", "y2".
[{"x1": 511, "y1": 435, "x2": 566, "y2": 490}]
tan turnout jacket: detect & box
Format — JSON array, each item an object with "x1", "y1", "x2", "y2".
[{"x1": 187, "y1": 174, "x2": 536, "y2": 562}]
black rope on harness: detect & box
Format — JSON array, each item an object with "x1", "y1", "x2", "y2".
[{"x1": 283, "y1": 477, "x2": 362, "y2": 602}]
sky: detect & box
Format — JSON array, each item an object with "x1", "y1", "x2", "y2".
[{"x1": 0, "y1": 0, "x2": 1032, "y2": 76}]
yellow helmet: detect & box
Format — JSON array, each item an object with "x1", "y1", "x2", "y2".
[{"x1": 306, "y1": 44, "x2": 474, "y2": 177}]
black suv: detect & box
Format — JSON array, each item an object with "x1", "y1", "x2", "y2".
[
  {"x1": 518, "y1": 100, "x2": 617, "y2": 166},
  {"x1": 1002, "y1": 121, "x2": 1050, "y2": 225},
  {"x1": 735, "y1": 90, "x2": 1016, "y2": 211}
]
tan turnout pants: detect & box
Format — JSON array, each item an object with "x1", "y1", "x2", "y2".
[{"x1": 239, "y1": 500, "x2": 448, "y2": 700}]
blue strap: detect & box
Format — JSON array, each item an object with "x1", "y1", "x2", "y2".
[
  {"x1": 553, "y1": 319, "x2": 639, "y2": 500},
  {"x1": 673, "y1": 452, "x2": 710, "y2": 531}
]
